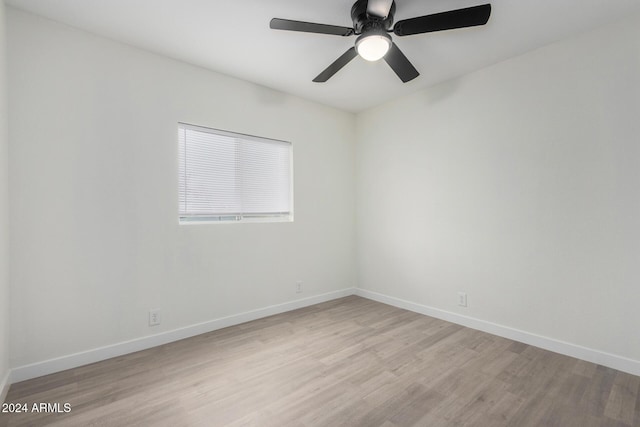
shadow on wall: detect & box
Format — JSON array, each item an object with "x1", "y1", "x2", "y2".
[
  {"x1": 252, "y1": 84, "x2": 290, "y2": 106},
  {"x1": 421, "y1": 78, "x2": 461, "y2": 106}
]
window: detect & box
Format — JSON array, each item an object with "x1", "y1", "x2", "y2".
[{"x1": 178, "y1": 123, "x2": 293, "y2": 223}]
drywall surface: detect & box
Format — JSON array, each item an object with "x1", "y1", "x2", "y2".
[
  {"x1": 356, "y1": 14, "x2": 640, "y2": 362},
  {"x1": 0, "y1": 0, "x2": 11, "y2": 400},
  {"x1": 7, "y1": 8, "x2": 356, "y2": 367}
]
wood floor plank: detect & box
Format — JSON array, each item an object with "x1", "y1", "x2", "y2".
[
  {"x1": 604, "y1": 371, "x2": 640, "y2": 425},
  {"x1": 2, "y1": 295, "x2": 639, "y2": 427},
  {"x1": 581, "y1": 364, "x2": 619, "y2": 418}
]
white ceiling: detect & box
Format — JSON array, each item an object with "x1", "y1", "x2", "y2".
[{"x1": 7, "y1": 0, "x2": 640, "y2": 112}]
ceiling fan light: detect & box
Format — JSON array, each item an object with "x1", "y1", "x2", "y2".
[{"x1": 356, "y1": 33, "x2": 391, "y2": 61}]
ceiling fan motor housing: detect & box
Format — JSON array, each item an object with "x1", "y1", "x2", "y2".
[{"x1": 351, "y1": 0, "x2": 396, "y2": 34}]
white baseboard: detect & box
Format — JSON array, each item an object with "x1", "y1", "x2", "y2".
[
  {"x1": 355, "y1": 288, "x2": 640, "y2": 377},
  {"x1": 10, "y1": 288, "x2": 356, "y2": 384},
  {"x1": 9, "y1": 286, "x2": 640, "y2": 387},
  {"x1": 0, "y1": 369, "x2": 10, "y2": 404}
]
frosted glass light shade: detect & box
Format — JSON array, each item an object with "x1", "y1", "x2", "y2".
[{"x1": 356, "y1": 33, "x2": 391, "y2": 62}]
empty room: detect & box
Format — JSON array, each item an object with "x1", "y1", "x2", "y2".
[{"x1": 1, "y1": 0, "x2": 639, "y2": 426}]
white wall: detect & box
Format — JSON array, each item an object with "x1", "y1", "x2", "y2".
[
  {"x1": 356, "y1": 14, "x2": 640, "y2": 363},
  {"x1": 0, "y1": 0, "x2": 11, "y2": 401},
  {"x1": 7, "y1": 8, "x2": 356, "y2": 368}
]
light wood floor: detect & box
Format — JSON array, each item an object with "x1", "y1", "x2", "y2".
[{"x1": 1, "y1": 296, "x2": 639, "y2": 427}]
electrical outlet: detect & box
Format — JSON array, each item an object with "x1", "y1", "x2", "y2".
[
  {"x1": 296, "y1": 281, "x2": 303, "y2": 293},
  {"x1": 149, "y1": 309, "x2": 161, "y2": 326},
  {"x1": 457, "y1": 292, "x2": 468, "y2": 307}
]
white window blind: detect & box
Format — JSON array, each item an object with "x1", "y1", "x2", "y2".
[{"x1": 178, "y1": 123, "x2": 292, "y2": 223}]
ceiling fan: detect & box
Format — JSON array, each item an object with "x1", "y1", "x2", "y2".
[{"x1": 270, "y1": 0, "x2": 491, "y2": 83}]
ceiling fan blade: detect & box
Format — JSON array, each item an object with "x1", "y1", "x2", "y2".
[
  {"x1": 366, "y1": 0, "x2": 394, "y2": 19},
  {"x1": 383, "y1": 43, "x2": 419, "y2": 83},
  {"x1": 313, "y1": 47, "x2": 358, "y2": 82},
  {"x1": 270, "y1": 18, "x2": 354, "y2": 36},
  {"x1": 393, "y1": 4, "x2": 491, "y2": 36}
]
